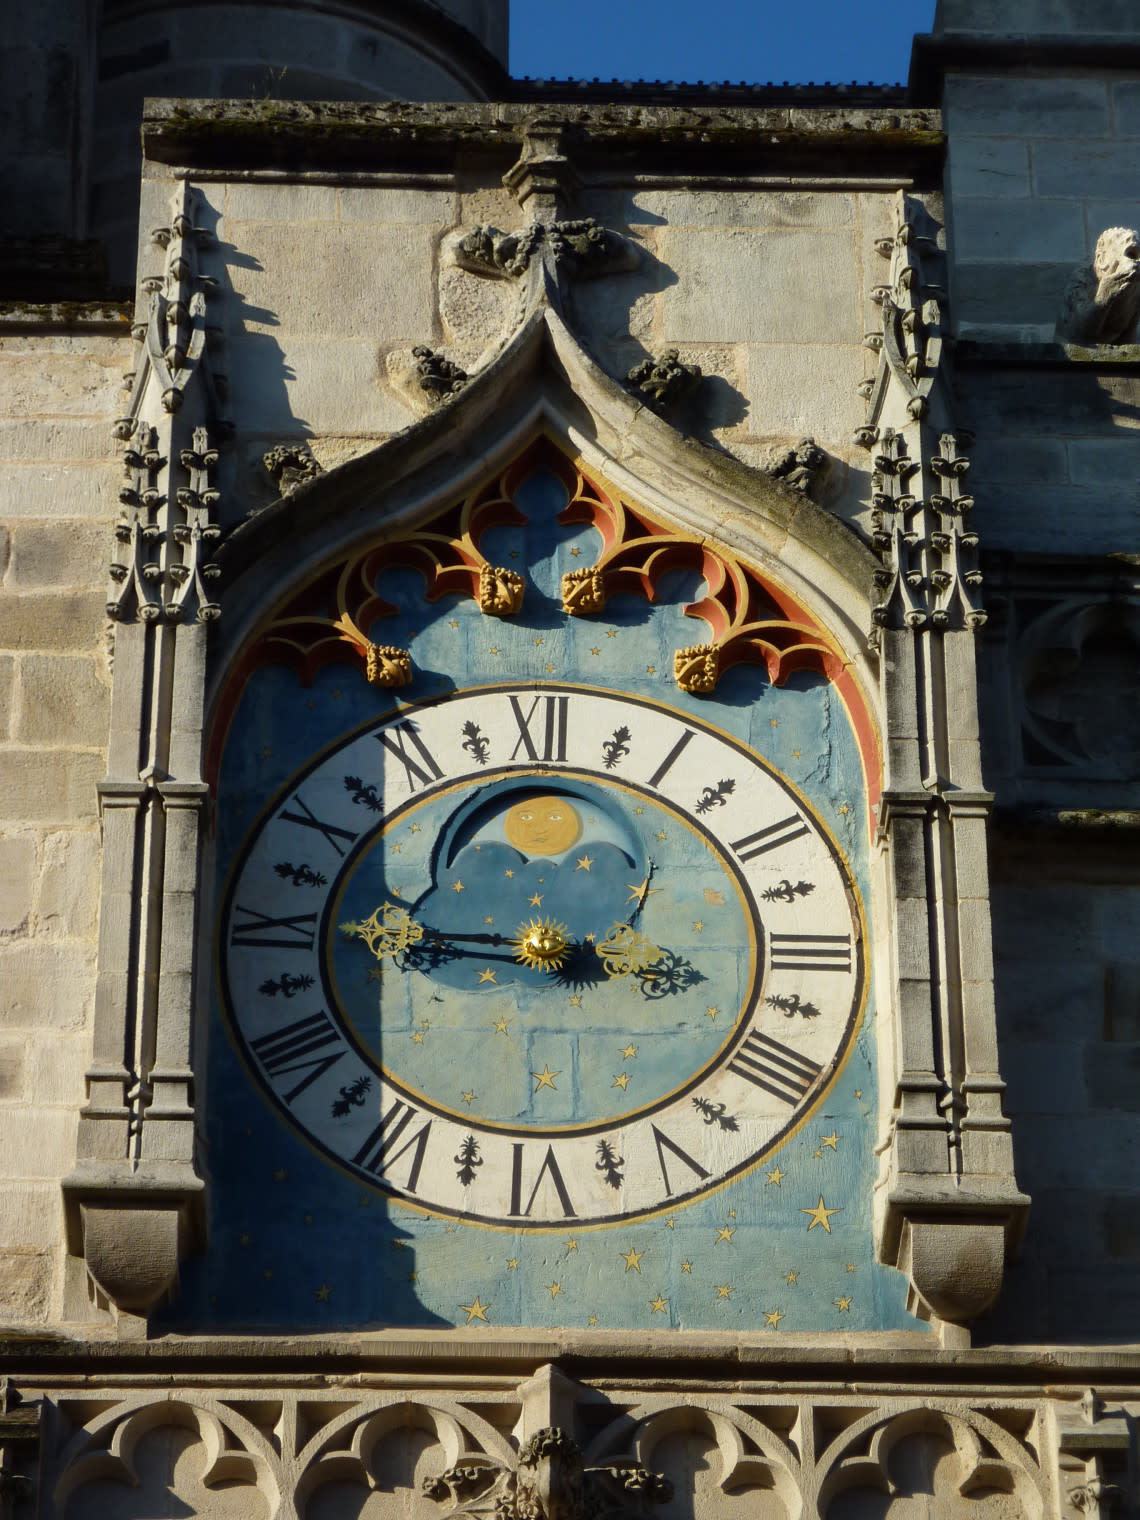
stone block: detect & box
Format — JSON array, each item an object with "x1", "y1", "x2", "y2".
[
  {"x1": 16, "y1": 655, "x2": 110, "y2": 746},
  {"x1": 224, "y1": 221, "x2": 435, "y2": 340},
  {"x1": 438, "y1": 261, "x2": 519, "y2": 364},
  {"x1": 0, "y1": 461, "x2": 119, "y2": 520},
  {"x1": 980, "y1": 482, "x2": 1139, "y2": 554},
  {"x1": 0, "y1": 1108, "x2": 79, "y2": 1178},
  {"x1": 0, "y1": 750, "x2": 102, "y2": 822},
  {"x1": 660, "y1": 228, "x2": 860, "y2": 345},
  {"x1": 591, "y1": 188, "x2": 854, "y2": 230},
  {"x1": 1105, "y1": 964, "x2": 1140, "y2": 1041},
  {"x1": 0, "y1": 1180, "x2": 59, "y2": 1249},
  {"x1": 1067, "y1": 437, "x2": 1140, "y2": 483},
  {"x1": 1004, "y1": 1040, "x2": 1088, "y2": 1115},
  {"x1": 0, "y1": 1036, "x2": 25, "y2": 1101},
  {"x1": 939, "y1": 0, "x2": 1140, "y2": 32},
  {"x1": 27, "y1": 1033, "x2": 89, "y2": 1106},
  {"x1": 951, "y1": 259, "x2": 1073, "y2": 328},
  {"x1": 36, "y1": 828, "x2": 101, "y2": 940},
  {"x1": 0, "y1": 590, "x2": 106, "y2": 651},
  {"x1": 0, "y1": 1250, "x2": 51, "y2": 1323},
  {"x1": 7, "y1": 519, "x2": 111, "y2": 586},
  {"x1": 947, "y1": 137, "x2": 1031, "y2": 199},
  {"x1": 969, "y1": 436, "x2": 1067, "y2": 483},
  {"x1": 0, "y1": 834, "x2": 36, "y2": 935},
  {"x1": 996, "y1": 959, "x2": 1102, "y2": 1042},
  {"x1": 1034, "y1": 141, "x2": 1140, "y2": 200},
  {"x1": 943, "y1": 75, "x2": 1110, "y2": 140},
  {"x1": 0, "y1": 656, "x2": 12, "y2": 738},
  {"x1": 1086, "y1": 1044, "x2": 1140, "y2": 1113},
  {"x1": 0, "y1": 352, "x2": 126, "y2": 419},
  {"x1": 339, "y1": 187, "x2": 459, "y2": 225},
  {"x1": 744, "y1": 343, "x2": 867, "y2": 438},
  {"x1": 228, "y1": 336, "x2": 414, "y2": 435},
  {"x1": 0, "y1": 419, "x2": 118, "y2": 463},
  {"x1": 961, "y1": 368, "x2": 1140, "y2": 434},
  {"x1": 0, "y1": 942, "x2": 94, "y2": 1032},
  {"x1": 949, "y1": 197, "x2": 1086, "y2": 264},
  {"x1": 1102, "y1": 1192, "x2": 1140, "y2": 1258},
  {"x1": 224, "y1": 182, "x2": 340, "y2": 224}
]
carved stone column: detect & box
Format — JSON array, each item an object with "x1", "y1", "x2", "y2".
[
  {"x1": 859, "y1": 193, "x2": 1029, "y2": 1328},
  {"x1": 62, "y1": 183, "x2": 226, "y2": 1327}
]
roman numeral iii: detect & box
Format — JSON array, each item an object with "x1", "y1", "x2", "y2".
[{"x1": 769, "y1": 933, "x2": 852, "y2": 972}]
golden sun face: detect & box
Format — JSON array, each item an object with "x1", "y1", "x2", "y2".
[
  {"x1": 504, "y1": 795, "x2": 582, "y2": 856},
  {"x1": 511, "y1": 918, "x2": 571, "y2": 972}
]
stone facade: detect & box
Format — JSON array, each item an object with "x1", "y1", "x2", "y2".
[{"x1": 0, "y1": 1, "x2": 1138, "y2": 1515}]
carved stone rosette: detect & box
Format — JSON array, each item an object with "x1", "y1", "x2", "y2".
[{"x1": 857, "y1": 193, "x2": 1028, "y2": 1327}]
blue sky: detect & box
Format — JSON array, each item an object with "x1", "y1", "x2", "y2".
[{"x1": 510, "y1": 0, "x2": 936, "y2": 86}]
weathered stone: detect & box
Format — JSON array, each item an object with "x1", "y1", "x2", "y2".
[
  {"x1": 0, "y1": 1107, "x2": 79, "y2": 1177},
  {"x1": 0, "y1": 1250, "x2": 51, "y2": 1322},
  {"x1": 0, "y1": 1035, "x2": 25, "y2": 1099},
  {"x1": 745, "y1": 342, "x2": 866, "y2": 436},
  {"x1": 589, "y1": 188, "x2": 854, "y2": 230},
  {"x1": 0, "y1": 942, "x2": 95, "y2": 1031},
  {"x1": 943, "y1": 75, "x2": 1110, "y2": 140},
  {"x1": 223, "y1": 181, "x2": 340, "y2": 224},
  {"x1": 339, "y1": 186, "x2": 459, "y2": 224},
  {"x1": 35, "y1": 828, "x2": 100, "y2": 939},
  {"x1": 951, "y1": 197, "x2": 1086, "y2": 263},
  {"x1": 0, "y1": 590, "x2": 106, "y2": 650},
  {"x1": 0, "y1": 351, "x2": 125, "y2": 417},
  {"x1": 7, "y1": 519, "x2": 110, "y2": 586},
  {"x1": 0, "y1": 834, "x2": 36, "y2": 935},
  {"x1": 228, "y1": 336, "x2": 413, "y2": 435},
  {"x1": 0, "y1": 750, "x2": 102, "y2": 822},
  {"x1": 947, "y1": 136, "x2": 1031, "y2": 198}
]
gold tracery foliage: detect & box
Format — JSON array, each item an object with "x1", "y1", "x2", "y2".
[{"x1": 244, "y1": 438, "x2": 841, "y2": 693}]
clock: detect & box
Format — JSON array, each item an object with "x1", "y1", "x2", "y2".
[{"x1": 220, "y1": 681, "x2": 864, "y2": 1228}]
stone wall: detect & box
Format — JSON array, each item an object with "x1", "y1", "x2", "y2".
[{"x1": 0, "y1": 321, "x2": 129, "y2": 1323}]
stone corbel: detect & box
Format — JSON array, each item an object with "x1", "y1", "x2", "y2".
[
  {"x1": 63, "y1": 1188, "x2": 203, "y2": 1324},
  {"x1": 1056, "y1": 1391, "x2": 1130, "y2": 1516}
]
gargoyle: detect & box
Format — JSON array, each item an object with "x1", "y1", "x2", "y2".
[{"x1": 1057, "y1": 226, "x2": 1140, "y2": 345}]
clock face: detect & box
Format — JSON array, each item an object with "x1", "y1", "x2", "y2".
[{"x1": 220, "y1": 682, "x2": 864, "y2": 1228}]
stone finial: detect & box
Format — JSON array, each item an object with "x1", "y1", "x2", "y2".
[
  {"x1": 365, "y1": 644, "x2": 412, "y2": 688},
  {"x1": 263, "y1": 442, "x2": 322, "y2": 494},
  {"x1": 477, "y1": 564, "x2": 525, "y2": 616},
  {"x1": 627, "y1": 349, "x2": 702, "y2": 411},
  {"x1": 1057, "y1": 227, "x2": 1140, "y2": 345},
  {"x1": 454, "y1": 219, "x2": 636, "y2": 281},
  {"x1": 413, "y1": 345, "x2": 468, "y2": 402}
]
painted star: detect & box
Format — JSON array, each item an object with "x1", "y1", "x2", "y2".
[
  {"x1": 532, "y1": 1064, "x2": 560, "y2": 1091},
  {"x1": 846, "y1": 1263, "x2": 857, "y2": 1273},
  {"x1": 315, "y1": 1283, "x2": 332, "y2": 1302},
  {"x1": 546, "y1": 1281, "x2": 563, "y2": 1299},
  {"x1": 411, "y1": 1031, "x2": 426, "y2": 1044},
  {"x1": 692, "y1": 919, "x2": 705, "y2": 933},
  {"x1": 768, "y1": 1167, "x2": 786, "y2": 1186},
  {"x1": 649, "y1": 1294, "x2": 669, "y2": 1313},
  {"x1": 854, "y1": 1088, "x2": 863, "y2": 1099},
  {"x1": 812, "y1": 1148, "x2": 824, "y2": 1160},
  {"x1": 769, "y1": 718, "x2": 780, "y2": 729},
  {"x1": 620, "y1": 1246, "x2": 646, "y2": 1273},
  {"x1": 448, "y1": 618, "x2": 460, "y2": 629},
  {"x1": 409, "y1": 823, "x2": 422, "y2": 834},
  {"x1": 505, "y1": 869, "x2": 515, "y2": 878},
  {"x1": 452, "y1": 880, "x2": 465, "y2": 894},
  {"x1": 663, "y1": 1215, "x2": 676, "y2": 1229},
  {"x1": 460, "y1": 1090, "x2": 476, "y2": 1106},
  {"x1": 655, "y1": 830, "x2": 668, "y2": 842},
  {"x1": 764, "y1": 1309, "x2": 784, "y2": 1328},
  {"x1": 801, "y1": 1197, "x2": 843, "y2": 1233},
  {"x1": 533, "y1": 636, "x2": 545, "y2": 647},
  {"x1": 239, "y1": 1233, "x2": 252, "y2": 1247},
  {"x1": 489, "y1": 645, "x2": 502, "y2": 656},
  {"x1": 792, "y1": 748, "x2": 802, "y2": 759},
  {"x1": 461, "y1": 1296, "x2": 490, "y2": 1324},
  {"x1": 529, "y1": 892, "x2": 544, "y2": 907},
  {"x1": 714, "y1": 1284, "x2": 734, "y2": 1299},
  {"x1": 634, "y1": 805, "x2": 645, "y2": 815},
  {"x1": 838, "y1": 802, "x2": 851, "y2": 816},
  {"x1": 612, "y1": 1072, "x2": 631, "y2": 1091},
  {"x1": 493, "y1": 1016, "x2": 512, "y2": 1035},
  {"x1": 621, "y1": 1044, "x2": 639, "y2": 1060},
  {"x1": 626, "y1": 878, "x2": 656, "y2": 905},
  {"x1": 646, "y1": 665, "x2": 657, "y2": 676},
  {"x1": 715, "y1": 1226, "x2": 735, "y2": 1244},
  {"x1": 506, "y1": 1257, "x2": 519, "y2": 1271},
  {"x1": 586, "y1": 1313, "x2": 599, "y2": 1326},
  {"x1": 564, "y1": 1237, "x2": 579, "y2": 1253},
  {"x1": 785, "y1": 1270, "x2": 799, "y2": 1285},
  {"x1": 568, "y1": 994, "x2": 583, "y2": 1008},
  {"x1": 483, "y1": 915, "x2": 495, "y2": 925},
  {"x1": 705, "y1": 1005, "x2": 720, "y2": 1021},
  {"x1": 570, "y1": 546, "x2": 582, "y2": 558},
  {"x1": 835, "y1": 1296, "x2": 853, "y2": 1312},
  {"x1": 477, "y1": 968, "x2": 498, "y2": 984},
  {"x1": 575, "y1": 855, "x2": 594, "y2": 872},
  {"x1": 544, "y1": 663, "x2": 556, "y2": 674},
  {"x1": 821, "y1": 1132, "x2": 840, "y2": 1150},
  {"x1": 680, "y1": 1260, "x2": 693, "y2": 1274},
  {"x1": 606, "y1": 628, "x2": 618, "y2": 638},
  {"x1": 590, "y1": 646, "x2": 601, "y2": 656}
]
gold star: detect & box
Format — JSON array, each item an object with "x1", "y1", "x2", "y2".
[
  {"x1": 621, "y1": 1044, "x2": 638, "y2": 1060},
  {"x1": 620, "y1": 1246, "x2": 646, "y2": 1273},
  {"x1": 584, "y1": 932, "x2": 596, "y2": 942},
  {"x1": 646, "y1": 665, "x2": 656, "y2": 675},
  {"x1": 634, "y1": 805, "x2": 645, "y2": 815},
  {"x1": 784, "y1": 1270, "x2": 799, "y2": 1285},
  {"x1": 792, "y1": 748, "x2": 802, "y2": 759},
  {"x1": 533, "y1": 636, "x2": 545, "y2": 647},
  {"x1": 565, "y1": 1237, "x2": 579, "y2": 1252},
  {"x1": 680, "y1": 1260, "x2": 693, "y2": 1274},
  {"x1": 821, "y1": 1132, "x2": 840, "y2": 1150},
  {"x1": 854, "y1": 1088, "x2": 863, "y2": 1099},
  {"x1": 714, "y1": 1284, "x2": 734, "y2": 1299},
  {"x1": 461, "y1": 1296, "x2": 490, "y2": 1323},
  {"x1": 409, "y1": 823, "x2": 422, "y2": 834},
  {"x1": 838, "y1": 802, "x2": 851, "y2": 816},
  {"x1": 568, "y1": 993, "x2": 583, "y2": 1008},
  {"x1": 532, "y1": 1064, "x2": 560, "y2": 1091},
  {"x1": 259, "y1": 745, "x2": 273, "y2": 760},
  {"x1": 846, "y1": 1263, "x2": 857, "y2": 1273},
  {"x1": 529, "y1": 892, "x2": 544, "y2": 907},
  {"x1": 612, "y1": 1072, "x2": 631, "y2": 1091},
  {"x1": 769, "y1": 717, "x2": 780, "y2": 728},
  {"x1": 506, "y1": 1257, "x2": 519, "y2": 1270},
  {"x1": 575, "y1": 855, "x2": 594, "y2": 872},
  {"x1": 663, "y1": 1215, "x2": 676, "y2": 1230},
  {"x1": 570, "y1": 546, "x2": 582, "y2": 558},
  {"x1": 626, "y1": 878, "x2": 653, "y2": 905},
  {"x1": 461, "y1": 1090, "x2": 476, "y2": 1106},
  {"x1": 586, "y1": 1313, "x2": 599, "y2": 1326},
  {"x1": 705, "y1": 1005, "x2": 720, "y2": 1021},
  {"x1": 493, "y1": 1016, "x2": 512, "y2": 1035},
  {"x1": 655, "y1": 829, "x2": 668, "y2": 842},
  {"x1": 764, "y1": 1308, "x2": 784, "y2": 1328},
  {"x1": 812, "y1": 1148, "x2": 824, "y2": 1159},
  {"x1": 715, "y1": 1226, "x2": 735, "y2": 1244},
  {"x1": 411, "y1": 1030, "x2": 425, "y2": 1044},
  {"x1": 477, "y1": 967, "x2": 498, "y2": 984},
  {"x1": 273, "y1": 1169, "x2": 287, "y2": 1182},
  {"x1": 484, "y1": 915, "x2": 494, "y2": 925},
  {"x1": 606, "y1": 628, "x2": 618, "y2": 638},
  {"x1": 489, "y1": 645, "x2": 502, "y2": 656},
  {"x1": 692, "y1": 919, "x2": 704, "y2": 933},
  {"x1": 728, "y1": 1209, "x2": 736, "y2": 1218},
  {"x1": 452, "y1": 880, "x2": 465, "y2": 893},
  {"x1": 448, "y1": 618, "x2": 460, "y2": 628},
  {"x1": 590, "y1": 646, "x2": 601, "y2": 656},
  {"x1": 391, "y1": 843, "x2": 403, "y2": 854},
  {"x1": 546, "y1": 1281, "x2": 563, "y2": 1299},
  {"x1": 835, "y1": 1296, "x2": 853, "y2": 1312},
  {"x1": 505, "y1": 868, "x2": 515, "y2": 878},
  {"x1": 801, "y1": 1197, "x2": 842, "y2": 1233},
  {"x1": 545, "y1": 663, "x2": 556, "y2": 674},
  {"x1": 315, "y1": 1283, "x2": 332, "y2": 1302},
  {"x1": 649, "y1": 1293, "x2": 668, "y2": 1313}
]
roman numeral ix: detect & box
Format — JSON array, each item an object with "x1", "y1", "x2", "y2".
[
  {"x1": 729, "y1": 1032, "x2": 822, "y2": 1105},
  {"x1": 509, "y1": 694, "x2": 570, "y2": 763}
]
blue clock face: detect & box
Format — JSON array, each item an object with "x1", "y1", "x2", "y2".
[{"x1": 220, "y1": 683, "x2": 864, "y2": 1227}]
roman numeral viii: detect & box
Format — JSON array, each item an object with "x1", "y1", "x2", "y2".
[
  {"x1": 509, "y1": 694, "x2": 569, "y2": 763},
  {"x1": 770, "y1": 933, "x2": 852, "y2": 972},
  {"x1": 250, "y1": 1011, "x2": 344, "y2": 1102},
  {"x1": 729, "y1": 1032, "x2": 822, "y2": 1105},
  {"x1": 731, "y1": 814, "x2": 810, "y2": 861}
]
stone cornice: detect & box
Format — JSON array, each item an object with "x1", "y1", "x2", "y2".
[{"x1": 910, "y1": 30, "x2": 1140, "y2": 102}]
